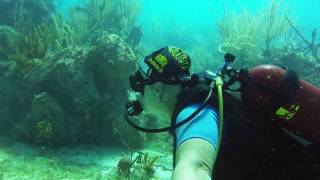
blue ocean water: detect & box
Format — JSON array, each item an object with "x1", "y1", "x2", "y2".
[
  {"x1": 54, "y1": 0, "x2": 320, "y2": 54},
  {"x1": 0, "y1": 0, "x2": 319, "y2": 179},
  {"x1": 137, "y1": 0, "x2": 320, "y2": 52}
]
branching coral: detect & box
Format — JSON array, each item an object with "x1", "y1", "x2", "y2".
[
  {"x1": 0, "y1": 25, "x2": 20, "y2": 55},
  {"x1": 13, "y1": 0, "x2": 26, "y2": 32},
  {"x1": 130, "y1": 152, "x2": 160, "y2": 177},
  {"x1": 67, "y1": 0, "x2": 141, "y2": 46},
  {"x1": 69, "y1": 9, "x2": 90, "y2": 45},
  {"x1": 12, "y1": 0, "x2": 53, "y2": 33},
  {"x1": 7, "y1": 23, "x2": 51, "y2": 73},
  {"x1": 218, "y1": 9, "x2": 261, "y2": 61},
  {"x1": 88, "y1": 0, "x2": 114, "y2": 31},
  {"x1": 23, "y1": 23, "x2": 51, "y2": 60},
  {"x1": 118, "y1": 0, "x2": 141, "y2": 25},
  {"x1": 218, "y1": 4, "x2": 260, "y2": 60},
  {"x1": 19, "y1": 16, "x2": 63, "y2": 61},
  {"x1": 115, "y1": 152, "x2": 160, "y2": 179},
  {"x1": 217, "y1": 0, "x2": 288, "y2": 64},
  {"x1": 136, "y1": 152, "x2": 160, "y2": 176},
  {"x1": 263, "y1": 0, "x2": 288, "y2": 51},
  {"x1": 67, "y1": 0, "x2": 114, "y2": 44},
  {"x1": 8, "y1": 53, "x2": 35, "y2": 74},
  {"x1": 50, "y1": 14, "x2": 75, "y2": 52},
  {"x1": 9, "y1": 14, "x2": 75, "y2": 72},
  {"x1": 285, "y1": 15, "x2": 320, "y2": 62}
]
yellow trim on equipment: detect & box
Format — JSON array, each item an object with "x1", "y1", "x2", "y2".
[
  {"x1": 149, "y1": 53, "x2": 168, "y2": 73},
  {"x1": 275, "y1": 104, "x2": 300, "y2": 121},
  {"x1": 168, "y1": 47, "x2": 190, "y2": 70},
  {"x1": 214, "y1": 76, "x2": 224, "y2": 164}
]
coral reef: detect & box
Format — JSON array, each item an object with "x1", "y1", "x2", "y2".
[
  {"x1": 217, "y1": 0, "x2": 288, "y2": 67},
  {"x1": 21, "y1": 14, "x2": 74, "y2": 61},
  {"x1": 1, "y1": 0, "x2": 141, "y2": 71},
  {"x1": 90, "y1": 33, "x2": 136, "y2": 62},
  {"x1": 0, "y1": 25, "x2": 21, "y2": 56},
  {"x1": 2, "y1": 0, "x2": 142, "y2": 74},
  {"x1": 67, "y1": 0, "x2": 115, "y2": 46},
  {"x1": 67, "y1": 0, "x2": 142, "y2": 50},
  {"x1": 0, "y1": 1, "x2": 164, "y2": 178},
  {"x1": 36, "y1": 121, "x2": 53, "y2": 140},
  {"x1": 117, "y1": 0, "x2": 141, "y2": 26},
  {"x1": 0, "y1": 0, "x2": 55, "y2": 32},
  {"x1": 1, "y1": 32, "x2": 140, "y2": 146},
  {"x1": 214, "y1": 1, "x2": 320, "y2": 88},
  {"x1": 22, "y1": 23, "x2": 51, "y2": 60},
  {"x1": 116, "y1": 0, "x2": 142, "y2": 49},
  {"x1": 7, "y1": 53, "x2": 35, "y2": 74},
  {"x1": 69, "y1": 8, "x2": 90, "y2": 45},
  {"x1": 87, "y1": 0, "x2": 114, "y2": 31},
  {"x1": 0, "y1": 60, "x2": 26, "y2": 137},
  {"x1": 6, "y1": 14, "x2": 76, "y2": 75},
  {"x1": 263, "y1": 0, "x2": 288, "y2": 53},
  {"x1": 284, "y1": 15, "x2": 320, "y2": 62},
  {"x1": 261, "y1": 50, "x2": 320, "y2": 86},
  {"x1": 117, "y1": 156, "x2": 132, "y2": 177},
  {"x1": 15, "y1": 92, "x2": 64, "y2": 145}
]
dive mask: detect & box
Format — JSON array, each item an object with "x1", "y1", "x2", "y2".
[{"x1": 129, "y1": 60, "x2": 190, "y2": 94}]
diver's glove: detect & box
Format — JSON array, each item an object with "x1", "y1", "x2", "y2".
[{"x1": 126, "y1": 100, "x2": 143, "y2": 116}]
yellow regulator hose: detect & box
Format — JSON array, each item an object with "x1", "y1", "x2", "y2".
[{"x1": 215, "y1": 76, "x2": 224, "y2": 161}]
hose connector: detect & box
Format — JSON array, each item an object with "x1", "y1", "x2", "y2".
[{"x1": 215, "y1": 76, "x2": 223, "y2": 86}]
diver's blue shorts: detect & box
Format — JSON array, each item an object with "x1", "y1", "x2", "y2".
[{"x1": 175, "y1": 103, "x2": 219, "y2": 150}]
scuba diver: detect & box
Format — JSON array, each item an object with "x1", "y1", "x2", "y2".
[{"x1": 125, "y1": 46, "x2": 320, "y2": 180}]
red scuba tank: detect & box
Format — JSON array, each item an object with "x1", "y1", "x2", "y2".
[{"x1": 240, "y1": 64, "x2": 320, "y2": 143}]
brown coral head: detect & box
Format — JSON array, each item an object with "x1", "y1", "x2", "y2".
[{"x1": 117, "y1": 157, "x2": 132, "y2": 176}]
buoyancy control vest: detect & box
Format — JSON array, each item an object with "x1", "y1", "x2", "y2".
[
  {"x1": 170, "y1": 72, "x2": 221, "y2": 167},
  {"x1": 240, "y1": 65, "x2": 320, "y2": 145},
  {"x1": 170, "y1": 66, "x2": 320, "y2": 179}
]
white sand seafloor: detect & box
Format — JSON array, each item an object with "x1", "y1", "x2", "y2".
[{"x1": 0, "y1": 137, "x2": 173, "y2": 180}]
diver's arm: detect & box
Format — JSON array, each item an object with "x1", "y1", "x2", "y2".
[
  {"x1": 171, "y1": 105, "x2": 219, "y2": 180},
  {"x1": 172, "y1": 138, "x2": 216, "y2": 180}
]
